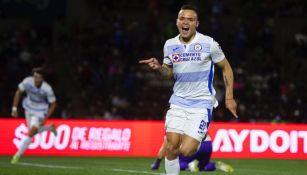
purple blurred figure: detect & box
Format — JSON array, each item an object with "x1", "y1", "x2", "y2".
[{"x1": 151, "y1": 136, "x2": 233, "y2": 173}]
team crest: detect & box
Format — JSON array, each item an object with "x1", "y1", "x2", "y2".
[
  {"x1": 172, "y1": 54, "x2": 181, "y2": 62},
  {"x1": 194, "y1": 43, "x2": 202, "y2": 51}
]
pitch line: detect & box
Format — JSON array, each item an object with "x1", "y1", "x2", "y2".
[
  {"x1": 111, "y1": 168, "x2": 165, "y2": 175},
  {"x1": 18, "y1": 162, "x2": 82, "y2": 169}
]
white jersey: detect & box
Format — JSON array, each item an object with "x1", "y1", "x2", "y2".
[
  {"x1": 18, "y1": 77, "x2": 56, "y2": 113},
  {"x1": 163, "y1": 32, "x2": 225, "y2": 110}
]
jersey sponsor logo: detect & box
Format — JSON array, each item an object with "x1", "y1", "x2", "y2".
[
  {"x1": 168, "y1": 45, "x2": 184, "y2": 54},
  {"x1": 172, "y1": 46, "x2": 180, "y2": 52},
  {"x1": 172, "y1": 52, "x2": 201, "y2": 63},
  {"x1": 172, "y1": 54, "x2": 181, "y2": 62}
]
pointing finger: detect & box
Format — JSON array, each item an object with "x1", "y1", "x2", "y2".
[{"x1": 139, "y1": 58, "x2": 153, "y2": 64}]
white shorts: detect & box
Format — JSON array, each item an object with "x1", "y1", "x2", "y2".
[
  {"x1": 165, "y1": 106, "x2": 212, "y2": 142},
  {"x1": 25, "y1": 110, "x2": 46, "y2": 128}
]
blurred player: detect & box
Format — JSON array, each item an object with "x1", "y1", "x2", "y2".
[
  {"x1": 151, "y1": 136, "x2": 234, "y2": 173},
  {"x1": 11, "y1": 67, "x2": 57, "y2": 164},
  {"x1": 139, "y1": 4, "x2": 237, "y2": 175}
]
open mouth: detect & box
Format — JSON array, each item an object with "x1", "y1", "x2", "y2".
[{"x1": 182, "y1": 27, "x2": 189, "y2": 34}]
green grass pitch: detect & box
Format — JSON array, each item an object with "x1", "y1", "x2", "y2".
[{"x1": 0, "y1": 156, "x2": 306, "y2": 175}]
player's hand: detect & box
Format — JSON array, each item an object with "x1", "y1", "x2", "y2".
[
  {"x1": 225, "y1": 99, "x2": 238, "y2": 118},
  {"x1": 11, "y1": 111, "x2": 18, "y2": 118},
  {"x1": 139, "y1": 58, "x2": 161, "y2": 70}
]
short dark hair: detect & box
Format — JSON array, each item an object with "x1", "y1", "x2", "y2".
[
  {"x1": 32, "y1": 67, "x2": 45, "y2": 77},
  {"x1": 180, "y1": 4, "x2": 198, "y2": 15}
]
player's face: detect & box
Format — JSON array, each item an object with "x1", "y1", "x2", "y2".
[
  {"x1": 176, "y1": 9, "x2": 199, "y2": 42},
  {"x1": 33, "y1": 72, "x2": 44, "y2": 88}
]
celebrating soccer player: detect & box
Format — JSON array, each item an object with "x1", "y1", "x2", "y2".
[{"x1": 139, "y1": 4, "x2": 237, "y2": 175}]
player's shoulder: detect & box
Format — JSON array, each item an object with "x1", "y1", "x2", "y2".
[
  {"x1": 22, "y1": 76, "x2": 34, "y2": 83},
  {"x1": 196, "y1": 33, "x2": 215, "y2": 43},
  {"x1": 41, "y1": 81, "x2": 53, "y2": 92},
  {"x1": 164, "y1": 35, "x2": 180, "y2": 46}
]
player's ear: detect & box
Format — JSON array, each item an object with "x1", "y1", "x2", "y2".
[{"x1": 196, "y1": 21, "x2": 199, "y2": 28}]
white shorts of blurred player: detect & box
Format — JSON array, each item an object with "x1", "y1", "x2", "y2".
[
  {"x1": 165, "y1": 106, "x2": 212, "y2": 142},
  {"x1": 25, "y1": 110, "x2": 46, "y2": 129}
]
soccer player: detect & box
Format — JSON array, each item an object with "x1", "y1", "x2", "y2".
[
  {"x1": 139, "y1": 4, "x2": 237, "y2": 175},
  {"x1": 10, "y1": 67, "x2": 57, "y2": 164},
  {"x1": 151, "y1": 136, "x2": 234, "y2": 173}
]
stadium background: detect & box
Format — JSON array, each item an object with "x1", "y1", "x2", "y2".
[{"x1": 0, "y1": 0, "x2": 306, "y2": 174}]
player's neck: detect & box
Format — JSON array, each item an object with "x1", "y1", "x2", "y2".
[{"x1": 179, "y1": 32, "x2": 196, "y2": 44}]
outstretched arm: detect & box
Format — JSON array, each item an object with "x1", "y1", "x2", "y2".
[
  {"x1": 139, "y1": 58, "x2": 173, "y2": 79},
  {"x1": 216, "y1": 58, "x2": 238, "y2": 118}
]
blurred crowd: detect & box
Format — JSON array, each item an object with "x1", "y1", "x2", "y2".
[{"x1": 0, "y1": 0, "x2": 306, "y2": 123}]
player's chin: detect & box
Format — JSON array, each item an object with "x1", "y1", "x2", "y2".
[
  {"x1": 180, "y1": 31, "x2": 190, "y2": 37},
  {"x1": 180, "y1": 33, "x2": 190, "y2": 40}
]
